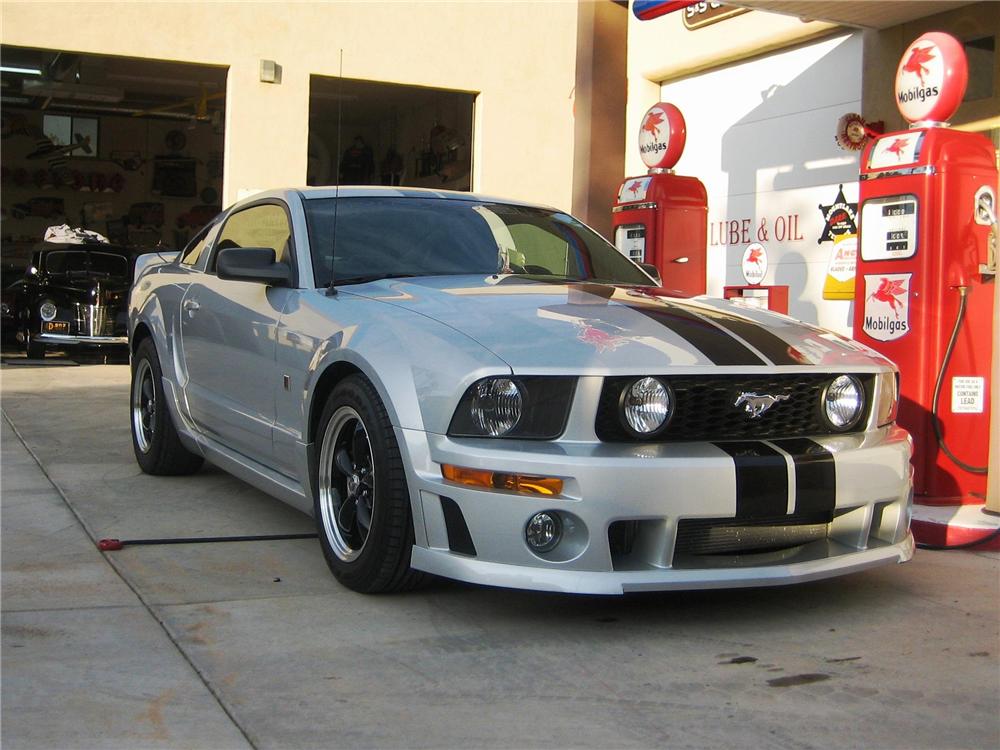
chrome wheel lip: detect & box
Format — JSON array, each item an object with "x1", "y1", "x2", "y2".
[
  {"x1": 132, "y1": 358, "x2": 155, "y2": 453},
  {"x1": 318, "y1": 405, "x2": 375, "y2": 563}
]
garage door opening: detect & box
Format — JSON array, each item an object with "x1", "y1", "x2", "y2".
[
  {"x1": 0, "y1": 46, "x2": 227, "y2": 278},
  {"x1": 308, "y1": 76, "x2": 475, "y2": 192}
]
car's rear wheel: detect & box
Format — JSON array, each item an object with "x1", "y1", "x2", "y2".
[
  {"x1": 314, "y1": 375, "x2": 424, "y2": 593},
  {"x1": 130, "y1": 337, "x2": 204, "y2": 475}
]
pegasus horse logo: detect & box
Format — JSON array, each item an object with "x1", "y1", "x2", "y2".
[{"x1": 734, "y1": 392, "x2": 790, "y2": 419}]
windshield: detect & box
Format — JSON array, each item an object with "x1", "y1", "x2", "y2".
[
  {"x1": 304, "y1": 197, "x2": 652, "y2": 288},
  {"x1": 44, "y1": 250, "x2": 128, "y2": 279}
]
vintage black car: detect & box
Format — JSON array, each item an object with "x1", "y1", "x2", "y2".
[{"x1": 7, "y1": 242, "x2": 132, "y2": 358}]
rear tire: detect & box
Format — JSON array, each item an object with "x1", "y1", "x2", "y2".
[
  {"x1": 314, "y1": 374, "x2": 425, "y2": 593},
  {"x1": 25, "y1": 333, "x2": 45, "y2": 359},
  {"x1": 130, "y1": 337, "x2": 203, "y2": 475}
]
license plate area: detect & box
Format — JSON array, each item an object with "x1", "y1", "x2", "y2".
[{"x1": 44, "y1": 321, "x2": 69, "y2": 333}]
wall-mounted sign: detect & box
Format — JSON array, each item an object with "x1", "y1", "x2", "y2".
[
  {"x1": 823, "y1": 234, "x2": 857, "y2": 300},
  {"x1": 741, "y1": 242, "x2": 768, "y2": 285},
  {"x1": 817, "y1": 184, "x2": 858, "y2": 243},
  {"x1": 683, "y1": 2, "x2": 749, "y2": 30},
  {"x1": 895, "y1": 31, "x2": 968, "y2": 124},
  {"x1": 638, "y1": 102, "x2": 686, "y2": 170}
]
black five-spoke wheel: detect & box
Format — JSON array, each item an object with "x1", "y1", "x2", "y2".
[
  {"x1": 129, "y1": 337, "x2": 204, "y2": 476},
  {"x1": 313, "y1": 375, "x2": 424, "y2": 593}
]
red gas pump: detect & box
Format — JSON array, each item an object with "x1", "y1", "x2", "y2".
[
  {"x1": 612, "y1": 103, "x2": 708, "y2": 295},
  {"x1": 854, "y1": 32, "x2": 997, "y2": 506}
]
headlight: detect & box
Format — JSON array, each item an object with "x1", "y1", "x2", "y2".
[
  {"x1": 472, "y1": 378, "x2": 522, "y2": 436},
  {"x1": 448, "y1": 376, "x2": 577, "y2": 439},
  {"x1": 874, "y1": 371, "x2": 899, "y2": 427},
  {"x1": 39, "y1": 301, "x2": 57, "y2": 321},
  {"x1": 823, "y1": 375, "x2": 864, "y2": 430},
  {"x1": 620, "y1": 376, "x2": 673, "y2": 436}
]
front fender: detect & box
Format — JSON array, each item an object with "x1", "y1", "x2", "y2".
[{"x1": 286, "y1": 291, "x2": 512, "y2": 437}]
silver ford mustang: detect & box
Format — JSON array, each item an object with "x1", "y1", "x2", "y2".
[{"x1": 128, "y1": 187, "x2": 913, "y2": 594}]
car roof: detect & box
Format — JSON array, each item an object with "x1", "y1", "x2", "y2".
[
  {"x1": 233, "y1": 186, "x2": 558, "y2": 213},
  {"x1": 33, "y1": 242, "x2": 131, "y2": 254}
]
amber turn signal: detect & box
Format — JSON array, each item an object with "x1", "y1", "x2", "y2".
[{"x1": 441, "y1": 464, "x2": 563, "y2": 496}]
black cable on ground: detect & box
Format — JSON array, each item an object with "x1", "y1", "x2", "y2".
[
  {"x1": 916, "y1": 525, "x2": 1000, "y2": 551},
  {"x1": 98, "y1": 533, "x2": 317, "y2": 551}
]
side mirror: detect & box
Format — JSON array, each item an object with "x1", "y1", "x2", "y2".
[
  {"x1": 217, "y1": 247, "x2": 292, "y2": 286},
  {"x1": 639, "y1": 262, "x2": 662, "y2": 286}
]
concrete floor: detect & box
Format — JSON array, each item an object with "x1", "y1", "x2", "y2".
[{"x1": 2, "y1": 362, "x2": 998, "y2": 750}]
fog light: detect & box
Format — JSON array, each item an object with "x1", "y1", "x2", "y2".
[
  {"x1": 39, "y1": 301, "x2": 57, "y2": 322},
  {"x1": 525, "y1": 512, "x2": 562, "y2": 553}
]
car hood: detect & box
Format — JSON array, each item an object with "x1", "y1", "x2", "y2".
[{"x1": 342, "y1": 275, "x2": 892, "y2": 374}]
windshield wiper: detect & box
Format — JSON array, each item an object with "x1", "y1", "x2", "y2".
[{"x1": 329, "y1": 272, "x2": 419, "y2": 288}]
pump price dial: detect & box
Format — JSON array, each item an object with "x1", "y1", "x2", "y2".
[{"x1": 861, "y1": 195, "x2": 919, "y2": 260}]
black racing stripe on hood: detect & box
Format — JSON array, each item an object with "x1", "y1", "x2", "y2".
[
  {"x1": 622, "y1": 301, "x2": 766, "y2": 366},
  {"x1": 676, "y1": 304, "x2": 808, "y2": 366}
]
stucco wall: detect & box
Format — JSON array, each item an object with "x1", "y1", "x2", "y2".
[
  {"x1": 1, "y1": 1, "x2": 579, "y2": 210},
  {"x1": 625, "y1": 8, "x2": 838, "y2": 178}
]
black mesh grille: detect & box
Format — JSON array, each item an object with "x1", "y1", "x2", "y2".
[
  {"x1": 674, "y1": 511, "x2": 833, "y2": 556},
  {"x1": 596, "y1": 374, "x2": 874, "y2": 442}
]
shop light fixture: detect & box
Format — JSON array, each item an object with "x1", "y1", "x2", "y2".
[{"x1": 0, "y1": 65, "x2": 43, "y2": 76}]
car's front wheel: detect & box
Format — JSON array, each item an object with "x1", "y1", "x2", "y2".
[
  {"x1": 130, "y1": 337, "x2": 204, "y2": 475},
  {"x1": 314, "y1": 375, "x2": 424, "y2": 593},
  {"x1": 25, "y1": 328, "x2": 45, "y2": 359}
]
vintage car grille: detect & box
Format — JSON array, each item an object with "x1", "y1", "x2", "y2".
[
  {"x1": 595, "y1": 373, "x2": 875, "y2": 442},
  {"x1": 673, "y1": 511, "x2": 833, "y2": 556},
  {"x1": 73, "y1": 304, "x2": 118, "y2": 336}
]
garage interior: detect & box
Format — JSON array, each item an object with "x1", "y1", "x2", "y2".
[
  {"x1": 308, "y1": 75, "x2": 475, "y2": 192},
  {"x1": 0, "y1": 46, "x2": 227, "y2": 277}
]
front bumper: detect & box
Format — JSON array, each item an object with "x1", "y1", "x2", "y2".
[
  {"x1": 35, "y1": 333, "x2": 128, "y2": 346},
  {"x1": 399, "y1": 425, "x2": 914, "y2": 595}
]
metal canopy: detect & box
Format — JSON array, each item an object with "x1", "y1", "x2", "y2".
[{"x1": 731, "y1": 1, "x2": 977, "y2": 30}]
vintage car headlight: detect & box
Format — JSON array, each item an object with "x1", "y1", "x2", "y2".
[
  {"x1": 39, "y1": 301, "x2": 58, "y2": 322},
  {"x1": 823, "y1": 375, "x2": 864, "y2": 430},
  {"x1": 620, "y1": 376, "x2": 673, "y2": 436},
  {"x1": 449, "y1": 376, "x2": 576, "y2": 439},
  {"x1": 874, "y1": 371, "x2": 899, "y2": 427}
]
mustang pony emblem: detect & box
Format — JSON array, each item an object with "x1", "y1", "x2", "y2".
[{"x1": 734, "y1": 392, "x2": 790, "y2": 419}]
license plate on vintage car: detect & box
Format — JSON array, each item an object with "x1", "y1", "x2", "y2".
[{"x1": 44, "y1": 321, "x2": 69, "y2": 333}]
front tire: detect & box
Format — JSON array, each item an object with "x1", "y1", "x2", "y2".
[
  {"x1": 130, "y1": 337, "x2": 203, "y2": 475},
  {"x1": 314, "y1": 375, "x2": 424, "y2": 593}
]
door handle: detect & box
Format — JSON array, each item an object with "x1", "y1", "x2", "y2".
[{"x1": 183, "y1": 299, "x2": 200, "y2": 317}]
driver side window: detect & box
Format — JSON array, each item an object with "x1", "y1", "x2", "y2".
[{"x1": 211, "y1": 204, "x2": 292, "y2": 271}]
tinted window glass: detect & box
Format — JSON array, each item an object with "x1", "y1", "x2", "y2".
[
  {"x1": 304, "y1": 197, "x2": 650, "y2": 288},
  {"x1": 214, "y1": 204, "x2": 292, "y2": 269}
]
